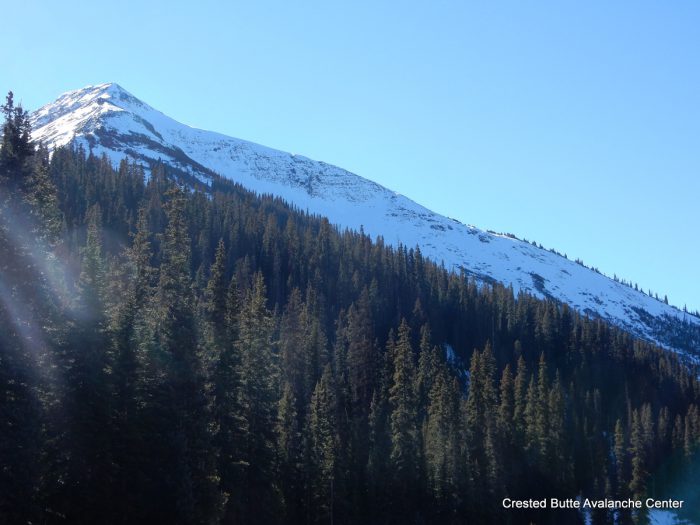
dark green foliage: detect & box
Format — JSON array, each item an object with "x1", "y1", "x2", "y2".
[
  {"x1": 276, "y1": 381, "x2": 304, "y2": 523},
  {"x1": 0, "y1": 92, "x2": 62, "y2": 523},
  {"x1": 231, "y1": 272, "x2": 280, "y2": 523},
  {"x1": 308, "y1": 365, "x2": 339, "y2": 523},
  {"x1": 2, "y1": 96, "x2": 700, "y2": 524},
  {"x1": 388, "y1": 320, "x2": 420, "y2": 516}
]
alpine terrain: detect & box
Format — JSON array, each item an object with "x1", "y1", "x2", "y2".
[{"x1": 30, "y1": 83, "x2": 700, "y2": 357}]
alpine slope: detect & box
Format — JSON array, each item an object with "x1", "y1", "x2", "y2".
[{"x1": 30, "y1": 83, "x2": 700, "y2": 357}]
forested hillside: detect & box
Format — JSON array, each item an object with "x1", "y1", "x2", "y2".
[
  {"x1": 2, "y1": 92, "x2": 699, "y2": 524},
  {"x1": 30, "y1": 82, "x2": 700, "y2": 355}
]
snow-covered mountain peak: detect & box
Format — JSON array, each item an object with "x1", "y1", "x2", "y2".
[
  {"x1": 29, "y1": 84, "x2": 700, "y2": 357},
  {"x1": 31, "y1": 83, "x2": 139, "y2": 149}
]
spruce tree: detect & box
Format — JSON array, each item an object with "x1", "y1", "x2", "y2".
[
  {"x1": 277, "y1": 381, "x2": 303, "y2": 523},
  {"x1": 425, "y1": 364, "x2": 460, "y2": 517},
  {"x1": 497, "y1": 363, "x2": 515, "y2": 447},
  {"x1": 629, "y1": 409, "x2": 647, "y2": 501},
  {"x1": 547, "y1": 371, "x2": 568, "y2": 486},
  {"x1": 234, "y1": 272, "x2": 280, "y2": 523},
  {"x1": 142, "y1": 186, "x2": 222, "y2": 524},
  {"x1": 308, "y1": 365, "x2": 339, "y2": 524},
  {"x1": 513, "y1": 355, "x2": 529, "y2": 449},
  {"x1": 614, "y1": 418, "x2": 628, "y2": 498},
  {"x1": 0, "y1": 91, "x2": 50, "y2": 524},
  {"x1": 213, "y1": 274, "x2": 243, "y2": 522},
  {"x1": 389, "y1": 319, "x2": 420, "y2": 512},
  {"x1": 50, "y1": 203, "x2": 112, "y2": 522},
  {"x1": 109, "y1": 207, "x2": 153, "y2": 520},
  {"x1": 535, "y1": 352, "x2": 550, "y2": 464}
]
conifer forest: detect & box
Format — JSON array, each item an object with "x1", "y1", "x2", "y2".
[{"x1": 2, "y1": 92, "x2": 700, "y2": 524}]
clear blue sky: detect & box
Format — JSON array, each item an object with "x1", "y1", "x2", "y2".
[{"x1": 2, "y1": 1, "x2": 699, "y2": 312}]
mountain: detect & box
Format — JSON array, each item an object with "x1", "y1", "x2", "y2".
[{"x1": 30, "y1": 82, "x2": 700, "y2": 357}]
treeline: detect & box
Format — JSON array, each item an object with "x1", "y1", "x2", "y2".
[{"x1": 1, "y1": 92, "x2": 700, "y2": 525}]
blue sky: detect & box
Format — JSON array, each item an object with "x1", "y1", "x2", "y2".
[{"x1": 2, "y1": 1, "x2": 699, "y2": 312}]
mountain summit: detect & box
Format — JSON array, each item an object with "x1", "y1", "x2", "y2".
[{"x1": 30, "y1": 83, "x2": 700, "y2": 356}]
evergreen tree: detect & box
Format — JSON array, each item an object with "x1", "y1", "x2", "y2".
[
  {"x1": 109, "y1": 207, "x2": 153, "y2": 519},
  {"x1": 614, "y1": 418, "x2": 629, "y2": 498},
  {"x1": 233, "y1": 272, "x2": 280, "y2": 523},
  {"x1": 425, "y1": 364, "x2": 460, "y2": 517},
  {"x1": 0, "y1": 92, "x2": 48, "y2": 524},
  {"x1": 140, "y1": 186, "x2": 222, "y2": 524},
  {"x1": 49, "y1": 203, "x2": 113, "y2": 523},
  {"x1": 535, "y1": 352, "x2": 550, "y2": 465},
  {"x1": 279, "y1": 288, "x2": 310, "y2": 410},
  {"x1": 629, "y1": 409, "x2": 647, "y2": 501},
  {"x1": 389, "y1": 319, "x2": 420, "y2": 515},
  {"x1": 213, "y1": 274, "x2": 243, "y2": 522},
  {"x1": 547, "y1": 371, "x2": 568, "y2": 486},
  {"x1": 366, "y1": 364, "x2": 391, "y2": 521},
  {"x1": 416, "y1": 324, "x2": 439, "y2": 418},
  {"x1": 513, "y1": 355, "x2": 529, "y2": 449},
  {"x1": 524, "y1": 374, "x2": 539, "y2": 460},
  {"x1": 277, "y1": 381, "x2": 303, "y2": 523},
  {"x1": 308, "y1": 365, "x2": 339, "y2": 524},
  {"x1": 0, "y1": 92, "x2": 33, "y2": 189},
  {"x1": 497, "y1": 363, "x2": 515, "y2": 447}
]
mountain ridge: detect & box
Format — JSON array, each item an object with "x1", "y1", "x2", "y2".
[{"x1": 29, "y1": 82, "x2": 700, "y2": 357}]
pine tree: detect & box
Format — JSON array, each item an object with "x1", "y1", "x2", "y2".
[
  {"x1": 497, "y1": 363, "x2": 515, "y2": 447},
  {"x1": 425, "y1": 364, "x2": 460, "y2": 517},
  {"x1": 547, "y1": 371, "x2": 568, "y2": 485},
  {"x1": 366, "y1": 364, "x2": 391, "y2": 521},
  {"x1": 205, "y1": 238, "x2": 229, "y2": 344},
  {"x1": 141, "y1": 186, "x2": 222, "y2": 524},
  {"x1": 524, "y1": 375, "x2": 539, "y2": 460},
  {"x1": 614, "y1": 418, "x2": 628, "y2": 498},
  {"x1": 202, "y1": 238, "x2": 243, "y2": 522},
  {"x1": 513, "y1": 355, "x2": 529, "y2": 449},
  {"x1": 0, "y1": 91, "x2": 51, "y2": 524},
  {"x1": 49, "y1": 203, "x2": 113, "y2": 522},
  {"x1": 629, "y1": 409, "x2": 647, "y2": 500},
  {"x1": 109, "y1": 207, "x2": 153, "y2": 520},
  {"x1": 343, "y1": 289, "x2": 378, "y2": 513},
  {"x1": 308, "y1": 365, "x2": 339, "y2": 524},
  {"x1": 416, "y1": 324, "x2": 439, "y2": 419},
  {"x1": 389, "y1": 319, "x2": 420, "y2": 513},
  {"x1": 0, "y1": 92, "x2": 33, "y2": 189},
  {"x1": 478, "y1": 344, "x2": 503, "y2": 502},
  {"x1": 279, "y1": 288, "x2": 310, "y2": 410},
  {"x1": 535, "y1": 352, "x2": 550, "y2": 464},
  {"x1": 234, "y1": 272, "x2": 280, "y2": 523},
  {"x1": 496, "y1": 363, "x2": 515, "y2": 494},
  {"x1": 346, "y1": 289, "x2": 377, "y2": 416},
  {"x1": 465, "y1": 349, "x2": 483, "y2": 452},
  {"x1": 276, "y1": 381, "x2": 303, "y2": 523}
]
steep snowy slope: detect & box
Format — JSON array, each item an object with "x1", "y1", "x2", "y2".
[{"x1": 30, "y1": 83, "x2": 700, "y2": 356}]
